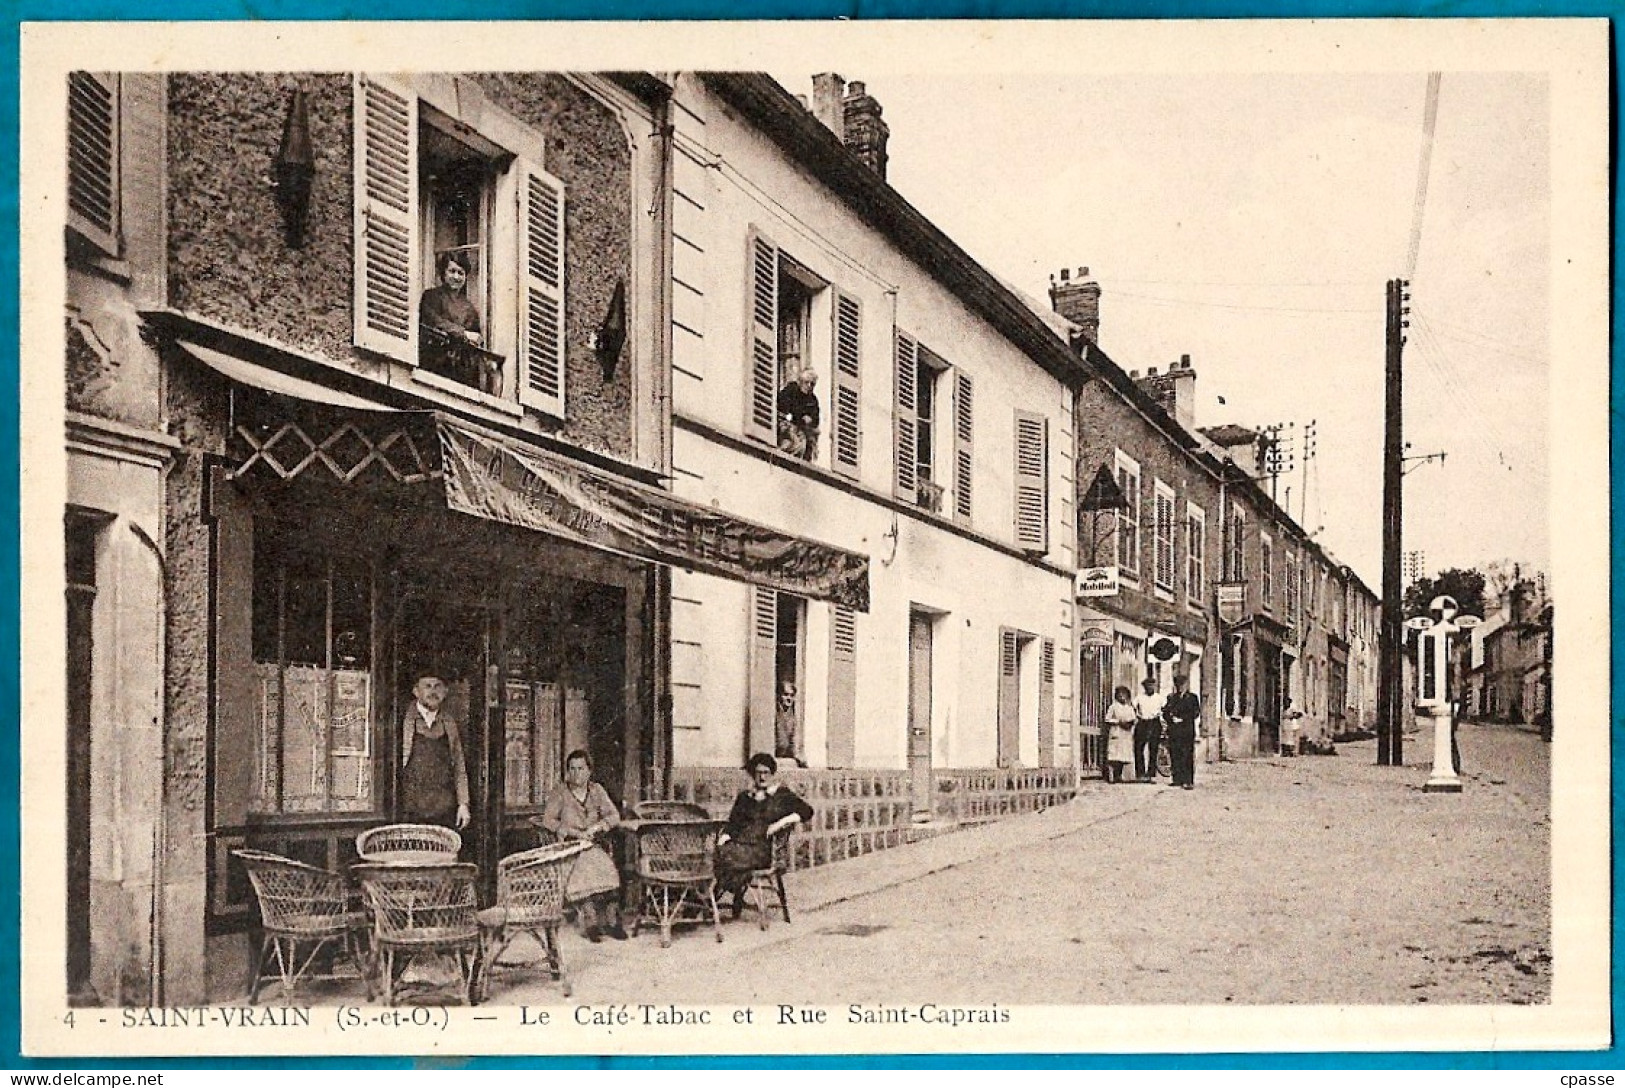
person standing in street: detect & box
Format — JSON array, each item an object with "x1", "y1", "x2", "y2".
[
  {"x1": 1163, "y1": 672, "x2": 1202, "y2": 790},
  {"x1": 1131, "y1": 677, "x2": 1167, "y2": 782},
  {"x1": 1102, "y1": 685, "x2": 1136, "y2": 783}
]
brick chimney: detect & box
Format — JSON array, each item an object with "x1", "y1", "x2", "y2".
[
  {"x1": 1048, "y1": 266, "x2": 1102, "y2": 345},
  {"x1": 811, "y1": 73, "x2": 846, "y2": 141},
  {"x1": 1135, "y1": 353, "x2": 1198, "y2": 430},
  {"x1": 841, "y1": 80, "x2": 890, "y2": 180}
]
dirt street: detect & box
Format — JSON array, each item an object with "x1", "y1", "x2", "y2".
[{"x1": 510, "y1": 720, "x2": 1549, "y2": 1006}]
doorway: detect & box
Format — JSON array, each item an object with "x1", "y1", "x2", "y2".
[
  {"x1": 907, "y1": 610, "x2": 934, "y2": 821},
  {"x1": 1256, "y1": 643, "x2": 1282, "y2": 755},
  {"x1": 65, "y1": 513, "x2": 99, "y2": 1004},
  {"x1": 392, "y1": 591, "x2": 499, "y2": 879}
]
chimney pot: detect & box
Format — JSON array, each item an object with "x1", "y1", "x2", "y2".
[
  {"x1": 1181, "y1": 353, "x2": 1191, "y2": 368},
  {"x1": 1129, "y1": 370, "x2": 1139, "y2": 379},
  {"x1": 839, "y1": 77, "x2": 889, "y2": 181},
  {"x1": 1148, "y1": 367, "x2": 1159, "y2": 377},
  {"x1": 1059, "y1": 268, "x2": 1070, "y2": 282},
  {"x1": 811, "y1": 73, "x2": 847, "y2": 141}
]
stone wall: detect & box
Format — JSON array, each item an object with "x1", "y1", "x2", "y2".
[{"x1": 166, "y1": 71, "x2": 636, "y2": 458}]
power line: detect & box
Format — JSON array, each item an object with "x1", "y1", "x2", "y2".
[
  {"x1": 1403, "y1": 72, "x2": 1443, "y2": 279},
  {"x1": 1107, "y1": 288, "x2": 1381, "y2": 316},
  {"x1": 1412, "y1": 311, "x2": 1545, "y2": 363}
]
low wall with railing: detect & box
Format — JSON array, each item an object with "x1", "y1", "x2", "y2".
[
  {"x1": 661, "y1": 764, "x2": 1079, "y2": 874},
  {"x1": 929, "y1": 767, "x2": 1078, "y2": 825},
  {"x1": 662, "y1": 767, "x2": 914, "y2": 873}
]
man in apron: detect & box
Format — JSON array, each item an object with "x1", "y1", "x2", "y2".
[{"x1": 400, "y1": 672, "x2": 471, "y2": 832}]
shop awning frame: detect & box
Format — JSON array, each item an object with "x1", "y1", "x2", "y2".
[{"x1": 182, "y1": 342, "x2": 872, "y2": 611}]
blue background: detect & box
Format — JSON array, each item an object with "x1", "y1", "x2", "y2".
[{"x1": 4, "y1": 2, "x2": 1617, "y2": 1071}]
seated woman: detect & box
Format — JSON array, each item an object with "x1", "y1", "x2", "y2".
[
  {"x1": 539, "y1": 750, "x2": 627, "y2": 942},
  {"x1": 716, "y1": 752, "x2": 813, "y2": 915}
]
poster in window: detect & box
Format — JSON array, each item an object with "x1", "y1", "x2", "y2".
[
  {"x1": 255, "y1": 663, "x2": 281, "y2": 811},
  {"x1": 330, "y1": 669, "x2": 371, "y2": 756},
  {"x1": 282, "y1": 665, "x2": 329, "y2": 812},
  {"x1": 504, "y1": 679, "x2": 534, "y2": 806}
]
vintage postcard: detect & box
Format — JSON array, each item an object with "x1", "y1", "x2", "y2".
[{"x1": 19, "y1": 18, "x2": 1610, "y2": 1057}]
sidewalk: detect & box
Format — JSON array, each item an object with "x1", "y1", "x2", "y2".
[{"x1": 497, "y1": 771, "x2": 1168, "y2": 1001}]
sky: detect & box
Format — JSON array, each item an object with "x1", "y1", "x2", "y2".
[{"x1": 787, "y1": 71, "x2": 1551, "y2": 591}]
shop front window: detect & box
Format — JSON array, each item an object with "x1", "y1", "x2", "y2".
[{"x1": 251, "y1": 545, "x2": 376, "y2": 815}]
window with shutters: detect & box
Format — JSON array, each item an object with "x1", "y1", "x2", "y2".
[
  {"x1": 746, "y1": 233, "x2": 829, "y2": 463},
  {"x1": 891, "y1": 331, "x2": 970, "y2": 518},
  {"x1": 1186, "y1": 502, "x2": 1206, "y2": 604},
  {"x1": 67, "y1": 72, "x2": 121, "y2": 258},
  {"x1": 1260, "y1": 532, "x2": 1274, "y2": 610},
  {"x1": 1225, "y1": 506, "x2": 1246, "y2": 582},
  {"x1": 1013, "y1": 411, "x2": 1049, "y2": 554},
  {"x1": 1285, "y1": 549, "x2": 1300, "y2": 625},
  {"x1": 911, "y1": 347, "x2": 951, "y2": 514},
  {"x1": 353, "y1": 75, "x2": 564, "y2": 417},
  {"x1": 1152, "y1": 480, "x2": 1176, "y2": 596},
  {"x1": 1114, "y1": 450, "x2": 1141, "y2": 578}
]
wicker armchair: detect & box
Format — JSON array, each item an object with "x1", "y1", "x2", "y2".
[
  {"x1": 476, "y1": 841, "x2": 589, "y2": 1001},
  {"x1": 631, "y1": 820, "x2": 723, "y2": 948},
  {"x1": 353, "y1": 861, "x2": 482, "y2": 1006},
  {"x1": 736, "y1": 825, "x2": 796, "y2": 930},
  {"x1": 631, "y1": 801, "x2": 712, "y2": 821},
  {"x1": 355, "y1": 823, "x2": 462, "y2": 862},
  {"x1": 232, "y1": 849, "x2": 372, "y2": 1004}
]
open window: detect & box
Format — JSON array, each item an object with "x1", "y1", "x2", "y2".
[
  {"x1": 746, "y1": 232, "x2": 829, "y2": 463},
  {"x1": 354, "y1": 75, "x2": 565, "y2": 417},
  {"x1": 912, "y1": 346, "x2": 951, "y2": 513}
]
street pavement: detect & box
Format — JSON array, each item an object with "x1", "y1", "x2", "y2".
[{"x1": 494, "y1": 720, "x2": 1549, "y2": 1006}]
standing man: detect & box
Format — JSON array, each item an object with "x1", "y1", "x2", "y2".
[
  {"x1": 1131, "y1": 676, "x2": 1167, "y2": 782},
  {"x1": 400, "y1": 671, "x2": 471, "y2": 832},
  {"x1": 1163, "y1": 672, "x2": 1202, "y2": 790},
  {"x1": 774, "y1": 680, "x2": 806, "y2": 768}
]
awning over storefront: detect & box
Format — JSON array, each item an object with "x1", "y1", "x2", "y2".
[{"x1": 182, "y1": 342, "x2": 871, "y2": 611}]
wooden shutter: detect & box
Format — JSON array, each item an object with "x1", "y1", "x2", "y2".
[
  {"x1": 747, "y1": 586, "x2": 778, "y2": 759},
  {"x1": 519, "y1": 161, "x2": 567, "y2": 416},
  {"x1": 953, "y1": 369, "x2": 974, "y2": 524},
  {"x1": 353, "y1": 74, "x2": 418, "y2": 363},
  {"x1": 996, "y1": 629, "x2": 1021, "y2": 768},
  {"x1": 67, "y1": 71, "x2": 119, "y2": 255},
  {"x1": 745, "y1": 232, "x2": 779, "y2": 443},
  {"x1": 1037, "y1": 637, "x2": 1055, "y2": 768},
  {"x1": 830, "y1": 289, "x2": 863, "y2": 478},
  {"x1": 893, "y1": 330, "x2": 919, "y2": 502},
  {"x1": 826, "y1": 605, "x2": 857, "y2": 768},
  {"x1": 1013, "y1": 411, "x2": 1048, "y2": 552}
]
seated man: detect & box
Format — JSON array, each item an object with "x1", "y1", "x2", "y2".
[
  {"x1": 716, "y1": 753, "x2": 813, "y2": 915},
  {"x1": 776, "y1": 369, "x2": 821, "y2": 461}
]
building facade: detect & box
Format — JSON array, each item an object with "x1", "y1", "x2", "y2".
[
  {"x1": 62, "y1": 69, "x2": 875, "y2": 1005},
  {"x1": 660, "y1": 73, "x2": 1082, "y2": 833}
]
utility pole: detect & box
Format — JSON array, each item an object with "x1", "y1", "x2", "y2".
[{"x1": 1378, "y1": 278, "x2": 1409, "y2": 766}]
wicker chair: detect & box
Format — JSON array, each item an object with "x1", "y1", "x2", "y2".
[
  {"x1": 631, "y1": 820, "x2": 724, "y2": 948},
  {"x1": 232, "y1": 849, "x2": 372, "y2": 1004},
  {"x1": 631, "y1": 801, "x2": 712, "y2": 821},
  {"x1": 735, "y1": 826, "x2": 796, "y2": 930},
  {"x1": 353, "y1": 861, "x2": 481, "y2": 1006},
  {"x1": 355, "y1": 823, "x2": 462, "y2": 862},
  {"x1": 476, "y1": 841, "x2": 589, "y2": 1001}
]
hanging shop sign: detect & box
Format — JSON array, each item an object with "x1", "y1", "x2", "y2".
[
  {"x1": 1076, "y1": 565, "x2": 1120, "y2": 598},
  {"x1": 1216, "y1": 581, "x2": 1247, "y2": 626}
]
